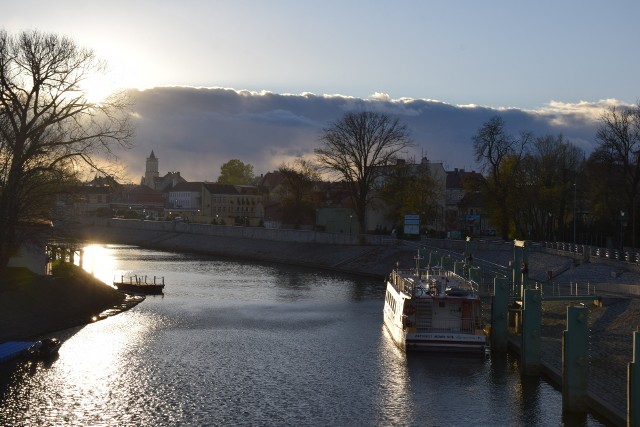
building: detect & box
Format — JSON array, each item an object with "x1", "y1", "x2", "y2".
[
  {"x1": 142, "y1": 150, "x2": 159, "y2": 188},
  {"x1": 71, "y1": 181, "x2": 115, "y2": 217},
  {"x1": 116, "y1": 185, "x2": 165, "y2": 219},
  {"x1": 167, "y1": 181, "x2": 203, "y2": 214},
  {"x1": 201, "y1": 183, "x2": 264, "y2": 226},
  {"x1": 140, "y1": 151, "x2": 186, "y2": 192}
]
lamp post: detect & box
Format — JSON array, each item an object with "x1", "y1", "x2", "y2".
[
  {"x1": 621, "y1": 211, "x2": 627, "y2": 250},
  {"x1": 573, "y1": 183, "x2": 577, "y2": 244},
  {"x1": 349, "y1": 214, "x2": 353, "y2": 236}
]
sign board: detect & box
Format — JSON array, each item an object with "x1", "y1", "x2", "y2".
[
  {"x1": 465, "y1": 214, "x2": 481, "y2": 226},
  {"x1": 404, "y1": 214, "x2": 420, "y2": 235}
]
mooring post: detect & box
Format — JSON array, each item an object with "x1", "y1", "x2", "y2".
[
  {"x1": 491, "y1": 276, "x2": 510, "y2": 352},
  {"x1": 628, "y1": 326, "x2": 640, "y2": 427},
  {"x1": 512, "y1": 245, "x2": 522, "y2": 297},
  {"x1": 521, "y1": 288, "x2": 541, "y2": 375},
  {"x1": 513, "y1": 239, "x2": 529, "y2": 297},
  {"x1": 464, "y1": 236, "x2": 473, "y2": 265},
  {"x1": 563, "y1": 305, "x2": 589, "y2": 413}
]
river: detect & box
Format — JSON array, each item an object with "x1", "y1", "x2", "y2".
[{"x1": 0, "y1": 244, "x2": 608, "y2": 426}]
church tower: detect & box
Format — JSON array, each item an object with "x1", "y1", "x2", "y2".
[{"x1": 144, "y1": 151, "x2": 159, "y2": 189}]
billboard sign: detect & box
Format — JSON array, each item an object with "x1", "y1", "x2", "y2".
[{"x1": 404, "y1": 214, "x2": 420, "y2": 235}]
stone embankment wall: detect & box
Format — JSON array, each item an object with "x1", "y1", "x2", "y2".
[
  {"x1": 72, "y1": 218, "x2": 415, "y2": 279},
  {"x1": 82, "y1": 217, "x2": 391, "y2": 245}
]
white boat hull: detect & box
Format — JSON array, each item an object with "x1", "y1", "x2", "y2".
[{"x1": 383, "y1": 278, "x2": 487, "y2": 353}]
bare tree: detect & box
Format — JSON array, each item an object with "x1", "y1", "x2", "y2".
[
  {"x1": 472, "y1": 116, "x2": 531, "y2": 239},
  {"x1": 315, "y1": 111, "x2": 412, "y2": 236},
  {"x1": 592, "y1": 103, "x2": 640, "y2": 246},
  {"x1": 0, "y1": 30, "x2": 133, "y2": 272}
]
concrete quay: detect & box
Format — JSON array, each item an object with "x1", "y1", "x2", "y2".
[{"x1": 71, "y1": 222, "x2": 638, "y2": 426}]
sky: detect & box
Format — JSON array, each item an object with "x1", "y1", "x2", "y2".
[{"x1": 5, "y1": 1, "x2": 640, "y2": 182}]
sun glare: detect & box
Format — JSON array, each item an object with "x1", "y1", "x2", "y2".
[
  {"x1": 80, "y1": 244, "x2": 116, "y2": 286},
  {"x1": 80, "y1": 73, "x2": 122, "y2": 104}
]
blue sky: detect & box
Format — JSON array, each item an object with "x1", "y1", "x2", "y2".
[{"x1": 5, "y1": 1, "x2": 640, "y2": 180}]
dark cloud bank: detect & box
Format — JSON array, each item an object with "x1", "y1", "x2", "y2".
[{"x1": 119, "y1": 87, "x2": 606, "y2": 182}]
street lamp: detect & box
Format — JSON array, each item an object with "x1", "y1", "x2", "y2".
[
  {"x1": 573, "y1": 183, "x2": 577, "y2": 244},
  {"x1": 621, "y1": 211, "x2": 627, "y2": 250},
  {"x1": 349, "y1": 214, "x2": 353, "y2": 236}
]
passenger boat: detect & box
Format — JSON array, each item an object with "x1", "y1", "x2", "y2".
[
  {"x1": 113, "y1": 274, "x2": 165, "y2": 294},
  {"x1": 383, "y1": 254, "x2": 487, "y2": 353}
]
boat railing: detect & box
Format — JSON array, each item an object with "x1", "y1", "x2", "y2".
[
  {"x1": 428, "y1": 269, "x2": 479, "y2": 295},
  {"x1": 391, "y1": 268, "x2": 479, "y2": 298},
  {"x1": 390, "y1": 269, "x2": 418, "y2": 295},
  {"x1": 115, "y1": 274, "x2": 165, "y2": 286}
]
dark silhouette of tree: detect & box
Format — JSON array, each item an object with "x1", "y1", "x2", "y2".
[
  {"x1": 472, "y1": 116, "x2": 531, "y2": 239},
  {"x1": 315, "y1": 111, "x2": 412, "y2": 237},
  {"x1": 217, "y1": 159, "x2": 255, "y2": 185},
  {"x1": 0, "y1": 30, "x2": 133, "y2": 272},
  {"x1": 277, "y1": 158, "x2": 320, "y2": 228},
  {"x1": 590, "y1": 103, "x2": 640, "y2": 247},
  {"x1": 519, "y1": 134, "x2": 583, "y2": 241},
  {"x1": 378, "y1": 160, "x2": 440, "y2": 229}
]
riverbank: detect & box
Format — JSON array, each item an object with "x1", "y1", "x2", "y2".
[{"x1": 0, "y1": 267, "x2": 132, "y2": 342}]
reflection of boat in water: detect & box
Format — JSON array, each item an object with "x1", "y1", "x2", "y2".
[
  {"x1": 114, "y1": 274, "x2": 165, "y2": 295},
  {"x1": 383, "y1": 254, "x2": 487, "y2": 353}
]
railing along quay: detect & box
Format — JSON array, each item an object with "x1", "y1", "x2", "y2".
[{"x1": 544, "y1": 240, "x2": 640, "y2": 268}]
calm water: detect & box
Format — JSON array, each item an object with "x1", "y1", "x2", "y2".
[{"x1": 0, "y1": 245, "x2": 607, "y2": 426}]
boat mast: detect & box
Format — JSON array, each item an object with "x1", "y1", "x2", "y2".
[{"x1": 414, "y1": 248, "x2": 424, "y2": 277}]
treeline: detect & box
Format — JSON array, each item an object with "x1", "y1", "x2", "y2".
[{"x1": 471, "y1": 104, "x2": 640, "y2": 248}]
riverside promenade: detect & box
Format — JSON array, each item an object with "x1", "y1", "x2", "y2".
[{"x1": 70, "y1": 220, "x2": 638, "y2": 426}]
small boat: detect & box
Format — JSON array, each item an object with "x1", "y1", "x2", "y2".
[
  {"x1": 383, "y1": 252, "x2": 487, "y2": 353},
  {"x1": 25, "y1": 338, "x2": 62, "y2": 359},
  {"x1": 113, "y1": 274, "x2": 165, "y2": 294},
  {"x1": 39, "y1": 338, "x2": 62, "y2": 357},
  {"x1": 0, "y1": 341, "x2": 35, "y2": 363}
]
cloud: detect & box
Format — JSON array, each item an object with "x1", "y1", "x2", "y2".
[{"x1": 113, "y1": 87, "x2": 610, "y2": 183}]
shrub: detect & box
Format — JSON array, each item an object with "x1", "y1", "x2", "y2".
[{"x1": 50, "y1": 260, "x2": 78, "y2": 277}]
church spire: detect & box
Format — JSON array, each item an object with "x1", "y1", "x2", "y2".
[{"x1": 144, "y1": 150, "x2": 160, "y2": 188}]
